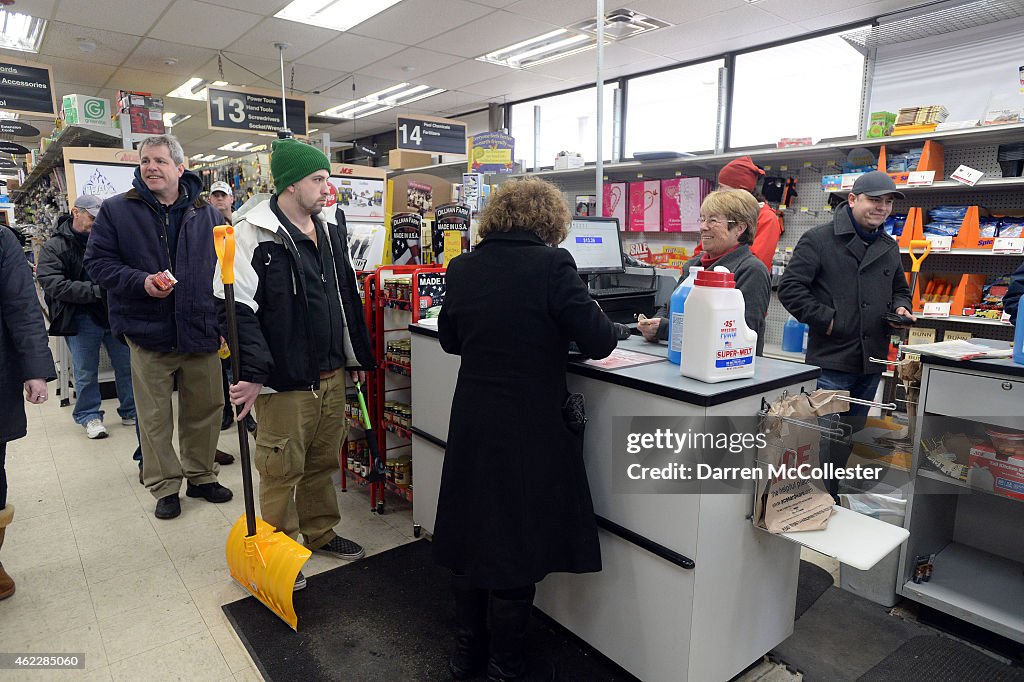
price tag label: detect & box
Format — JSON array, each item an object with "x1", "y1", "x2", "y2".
[
  {"x1": 950, "y1": 164, "x2": 984, "y2": 186},
  {"x1": 926, "y1": 235, "x2": 952, "y2": 252},
  {"x1": 992, "y1": 237, "x2": 1024, "y2": 254},
  {"x1": 800, "y1": 206, "x2": 810, "y2": 212},
  {"x1": 803, "y1": 161, "x2": 813, "y2": 168},
  {"x1": 1002, "y1": 311, "x2": 1012, "y2": 323},
  {"x1": 922, "y1": 301, "x2": 951, "y2": 317},
  {"x1": 779, "y1": 165, "x2": 788, "y2": 171},
  {"x1": 906, "y1": 170, "x2": 935, "y2": 186},
  {"x1": 840, "y1": 173, "x2": 862, "y2": 190}
]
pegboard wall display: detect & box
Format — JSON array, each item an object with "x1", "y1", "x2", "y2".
[{"x1": 384, "y1": 126, "x2": 1023, "y2": 353}]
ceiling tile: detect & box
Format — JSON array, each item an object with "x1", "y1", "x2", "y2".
[
  {"x1": 466, "y1": 0, "x2": 520, "y2": 7},
  {"x1": 504, "y1": 0, "x2": 601, "y2": 27},
  {"x1": 639, "y1": 5, "x2": 789, "y2": 58},
  {"x1": 630, "y1": 0, "x2": 749, "y2": 25},
  {"x1": 148, "y1": 0, "x2": 262, "y2": 50},
  {"x1": 198, "y1": 0, "x2": 290, "y2": 12},
  {"x1": 429, "y1": 11, "x2": 561, "y2": 59},
  {"x1": 225, "y1": 18, "x2": 338, "y2": 61},
  {"x1": 295, "y1": 33, "x2": 406, "y2": 73},
  {"x1": 359, "y1": 48, "x2": 465, "y2": 84},
  {"x1": 459, "y1": 69, "x2": 566, "y2": 98},
  {"x1": 55, "y1": 0, "x2": 173, "y2": 35},
  {"x1": 527, "y1": 43, "x2": 656, "y2": 81},
  {"x1": 346, "y1": 0, "x2": 495, "y2": 46},
  {"x1": 38, "y1": 22, "x2": 140, "y2": 67},
  {"x1": 197, "y1": 53, "x2": 283, "y2": 88},
  {"x1": 11, "y1": 0, "x2": 58, "y2": 20},
  {"x1": 416, "y1": 59, "x2": 513, "y2": 90},
  {"x1": 107, "y1": 68, "x2": 191, "y2": 96},
  {"x1": 795, "y1": 0, "x2": 912, "y2": 31},
  {"x1": 126, "y1": 38, "x2": 217, "y2": 77},
  {"x1": 53, "y1": 81, "x2": 100, "y2": 98},
  {"x1": 255, "y1": 64, "x2": 350, "y2": 95},
  {"x1": 41, "y1": 57, "x2": 117, "y2": 89}
]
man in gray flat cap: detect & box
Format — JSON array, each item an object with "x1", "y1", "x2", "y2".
[{"x1": 37, "y1": 194, "x2": 137, "y2": 439}]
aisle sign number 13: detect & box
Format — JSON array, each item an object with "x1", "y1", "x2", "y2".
[
  {"x1": 211, "y1": 94, "x2": 245, "y2": 123},
  {"x1": 396, "y1": 115, "x2": 467, "y2": 155}
]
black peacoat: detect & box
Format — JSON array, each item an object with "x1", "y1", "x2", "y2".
[
  {"x1": 777, "y1": 205, "x2": 912, "y2": 375},
  {"x1": 433, "y1": 230, "x2": 617, "y2": 590},
  {"x1": 0, "y1": 228, "x2": 57, "y2": 444}
]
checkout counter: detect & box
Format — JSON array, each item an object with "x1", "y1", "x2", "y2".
[{"x1": 409, "y1": 326, "x2": 913, "y2": 681}]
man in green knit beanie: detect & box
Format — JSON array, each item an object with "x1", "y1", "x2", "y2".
[{"x1": 216, "y1": 138, "x2": 377, "y2": 589}]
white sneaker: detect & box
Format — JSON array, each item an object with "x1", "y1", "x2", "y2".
[
  {"x1": 121, "y1": 416, "x2": 136, "y2": 426},
  {"x1": 85, "y1": 419, "x2": 108, "y2": 439}
]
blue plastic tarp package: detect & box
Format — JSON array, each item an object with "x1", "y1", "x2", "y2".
[
  {"x1": 884, "y1": 214, "x2": 907, "y2": 237},
  {"x1": 924, "y1": 223, "x2": 960, "y2": 237}
]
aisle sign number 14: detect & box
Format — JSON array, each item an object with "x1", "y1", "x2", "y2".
[{"x1": 396, "y1": 115, "x2": 467, "y2": 156}]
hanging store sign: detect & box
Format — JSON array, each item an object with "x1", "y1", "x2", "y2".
[
  {"x1": 207, "y1": 85, "x2": 307, "y2": 136},
  {"x1": 0, "y1": 57, "x2": 57, "y2": 117},
  {"x1": 396, "y1": 114, "x2": 466, "y2": 155},
  {"x1": 0, "y1": 141, "x2": 30, "y2": 155},
  {"x1": 0, "y1": 120, "x2": 40, "y2": 137},
  {"x1": 468, "y1": 131, "x2": 515, "y2": 174},
  {"x1": 0, "y1": 158, "x2": 18, "y2": 170}
]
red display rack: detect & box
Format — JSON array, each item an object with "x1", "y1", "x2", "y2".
[{"x1": 341, "y1": 264, "x2": 444, "y2": 514}]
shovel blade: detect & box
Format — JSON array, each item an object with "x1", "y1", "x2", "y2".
[{"x1": 226, "y1": 514, "x2": 312, "y2": 630}]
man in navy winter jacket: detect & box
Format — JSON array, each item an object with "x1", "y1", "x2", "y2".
[{"x1": 85, "y1": 134, "x2": 232, "y2": 520}]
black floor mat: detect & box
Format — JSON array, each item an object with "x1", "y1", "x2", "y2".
[
  {"x1": 858, "y1": 635, "x2": 1024, "y2": 681},
  {"x1": 222, "y1": 540, "x2": 638, "y2": 682},
  {"x1": 796, "y1": 561, "x2": 834, "y2": 619}
]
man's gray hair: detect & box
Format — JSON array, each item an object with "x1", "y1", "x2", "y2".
[{"x1": 139, "y1": 134, "x2": 185, "y2": 166}]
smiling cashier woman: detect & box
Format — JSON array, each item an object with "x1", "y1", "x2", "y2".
[{"x1": 638, "y1": 189, "x2": 771, "y2": 356}]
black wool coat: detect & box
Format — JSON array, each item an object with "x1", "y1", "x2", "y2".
[
  {"x1": 0, "y1": 228, "x2": 56, "y2": 443},
  {"x1": 778, "y1": 205, "x2": 912, "y2": 375},
  {"x1": 433, "y1": 230, "x2": 617, "y2": 590}
]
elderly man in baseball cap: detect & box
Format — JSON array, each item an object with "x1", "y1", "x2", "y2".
[
  {"x1": 208, "y1": 181, "x2": 234, "y2": 224},
  {"x1": 36, "y1": 194, "x2": 137, "y2": 440},
  {"x1": 778, "y1": 170, "x2": 914, "y2": 497}
]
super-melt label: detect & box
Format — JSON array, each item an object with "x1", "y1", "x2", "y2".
[{"x1": 715, "y1": 347, "x2": 754, "y2": 368}]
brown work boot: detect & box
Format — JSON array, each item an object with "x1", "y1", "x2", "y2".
[{"x1": 0, "y1": 505, "x2": 14, "y2": 600}]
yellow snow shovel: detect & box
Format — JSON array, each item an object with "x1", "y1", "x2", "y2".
[{"x1": 216, "y1": 225, "x2": 311, "y2": 631}]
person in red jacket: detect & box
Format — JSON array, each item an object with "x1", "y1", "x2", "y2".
[{"x1": 693, "y1": 156, "x2": 781, "y2": 269}]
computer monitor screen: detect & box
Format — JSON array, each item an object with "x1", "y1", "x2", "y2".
[{"x1": 558, "y1": 216, "x2": 624, "y2": 276}]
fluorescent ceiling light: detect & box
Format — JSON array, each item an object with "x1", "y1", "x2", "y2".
[
  {"x1": 218, "y1": 141, "x2": 239, "y2": 151},
  {"x1": 190, "y1": 153, "x2": 204, "y2": 160},
  {"x1": 163, "y1": 112, "x2": 192, "y2": 127},
  {"x1": 235, "y1": 142, "x2": 254, "y2": 151},
  {"x1": 275, "y1": 0, "x2": 403, "y2": 32},
  {"x1": 167, "y1": 77, "x2": 228, "y2": 101},
  {"x1": 0, "y1": 10, "x2": 47, "y2": 54},
  {"x1": 317, "y1": 82, "x2": 446, "y2": 119},
  {"x1": 481, "y1": 8, "x2": 670, "y2": 69},
  {"x1": 200, "y1": 154, "x2": 218, "y2": 162},
  {"x1": 211, "y1": 155, "x2": 228, "y2": 162}
]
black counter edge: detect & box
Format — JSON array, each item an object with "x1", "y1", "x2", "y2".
[
  {"x1": 406, "y1": 426, "x2": 696, "y2": 572},
  {"x1": 595, "y1": 515, "x2": 695, "y2": 570},
  {"x1": 567, "y1": 361, "x2": 821, "y2": 407},
  {"x1": 410, "y1": 426, "x2": 447, "y2": 449},
  {"x1": 410, "y1": 324, "x2": 820, "y2": 405}
]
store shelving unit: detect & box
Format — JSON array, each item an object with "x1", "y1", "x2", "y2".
[
  {"x1": 899, "y1": 359, "x2": 1024, "y2": 644},
  {"x1": 12, "y1": 124, "x2": 123, "y2": 202},
  {"x1": 343, "y1": 264, "x2": 444, "y2": 514}
]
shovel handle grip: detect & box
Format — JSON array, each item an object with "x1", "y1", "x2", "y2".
[
  {"x1": 354, "y1": 381, "x2": 373, "y2": 431},
  {"x1": 214, "y1": 225, "x2": 236, "y2": 285},
  {"x1": 908, "y1": 239, "x2": 930, "y2": 273}
]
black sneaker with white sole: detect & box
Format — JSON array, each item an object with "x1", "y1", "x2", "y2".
[
  {"x1": 294, "y1": 570, "x2": 307, "y2": 591},
  {"x1": 314, "y1": 536, "x2": 365, "y2": 561}
]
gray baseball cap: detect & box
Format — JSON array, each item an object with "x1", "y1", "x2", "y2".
[
  {"x1": 210, "y1": 180, "x2": 232, "y2": 195},
  {"x1": 74, "y1": 194, "x2": 104, "y2": 217},
  {"x1": 851, "y1": 171, "x2": 905, "y2": 199}
]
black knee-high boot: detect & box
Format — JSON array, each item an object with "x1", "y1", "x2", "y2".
[
  {"x1": 449, "y1": 574, "x2": 488, "y2": 679},
  {"x1": 486, "y1": 585, "x2": 554, "y2": 682}
]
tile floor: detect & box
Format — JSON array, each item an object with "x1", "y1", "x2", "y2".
[
  {"x1": 3, "y1": 392, "x2": 825, "y2": 681},
  {"x1": 2, "y1": 393, "x2": 416, "y2": 681}
]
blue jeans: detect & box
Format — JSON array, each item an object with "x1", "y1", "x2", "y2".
[
  {"x1": 65, "y1": 312, "x2": 136, "y2": 425},
  {"x1": 816, "y1": 369, "x2": 883, "y2": 497}
]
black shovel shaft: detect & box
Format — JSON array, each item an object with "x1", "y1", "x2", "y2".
[{"x1": 224, "y1": 284, "x2": 257, "y2": 537}]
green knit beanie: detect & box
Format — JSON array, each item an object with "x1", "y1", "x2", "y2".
[{"x1": 271, "y1": 138, "x2": 331, "y2": 192}]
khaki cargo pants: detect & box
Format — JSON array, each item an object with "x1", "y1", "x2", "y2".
[{"x1": 253, "y1": 371, "x2": 348, "y2": 550}]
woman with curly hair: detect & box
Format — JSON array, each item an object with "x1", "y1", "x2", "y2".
[{"x1": 434, "y1": 177, "x2": 617, "y2": 681}]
